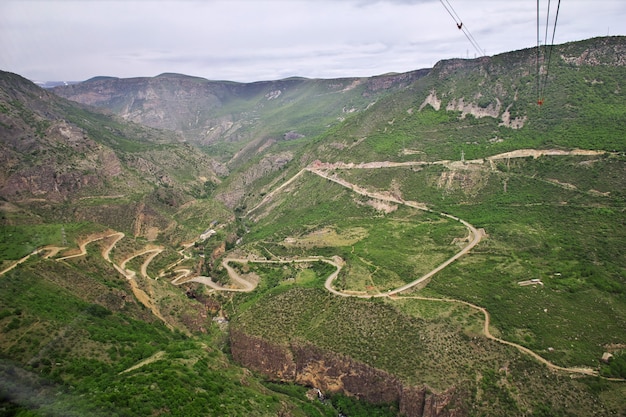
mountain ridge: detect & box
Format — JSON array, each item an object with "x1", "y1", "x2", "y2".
[
  {"x1": 1, "y1": 36, "x2": 625, "y2": 416},
  {"x1": 52, "y1": 68, "x2": 430, "y2": 159}
]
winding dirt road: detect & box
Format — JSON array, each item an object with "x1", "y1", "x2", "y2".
[
  {"x1": 231, "y1": 155, "x2": 611, "y2": 378},
  {"x1": 0, "y1": 249, "x2": 45, "y2": 276},
  {"x1": 308, "y1": 166, "x2": 484, "y2": 296},
  {"x1": 48, "y1": 232, "x2": 171, "y2": 330},
  {"x1": 1, "y1": 149, "x2": 617, "y2": 379}
]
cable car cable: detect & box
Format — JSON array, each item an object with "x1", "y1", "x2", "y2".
[
  {"x1": 536, "y1": 0, "x2": 561, "y2": 106},
  {"x1": 439, "y1": 0, "x2": 485, "y2": 57},
  {"x1": 541, "y1": 0, "x2": 561, "y2": 101}
]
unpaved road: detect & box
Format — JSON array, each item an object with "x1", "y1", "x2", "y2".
[
  {"x1": 308, "y1": 167, "x2": 483, "y2": 296},
  {"x1": 237, "y1": 155, "x2": 611, "y2": 378},
  {"x1": 52, "y1": 232, "x2": 171, "y2": 330},
  {"x1": 2, "y1": 149, "x2": 616, "y2": 379},
  {"x1": 0, "y1": 249, "x2": 44, "y2": 276},
  {"x1": 400, "y1": 295, "x2": 600, "y2": 377},
  {"x1": 102, "y1": 232, "x2": 125, "y2": 262}
]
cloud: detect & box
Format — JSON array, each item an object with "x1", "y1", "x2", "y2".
[{"x1": 1, "y1": 0, "x2": 625, "y2": 82}]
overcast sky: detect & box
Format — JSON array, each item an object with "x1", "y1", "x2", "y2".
[{"x1": 1, "y1": 0, "x2": 625, "y2": 83}]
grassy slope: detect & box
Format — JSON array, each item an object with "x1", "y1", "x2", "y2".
[
  {"x1": 233, "y1": 156, "x2": 626, "y2": 415},
  {"x1": 230, "y1": 38, "x2": 626, "y2": 415},
  {"x1": 300, "y1": 38, "x2": 626, "y2": 165},
  {"x1": 0, "y1": 243, "x2": 353, "y2": 417},
  {"x1": 0, "y1": 74, "x2": 350, "y2": 416},
  {"x1": 2, "y1": 38, "x2": 626, "y2": 416}
]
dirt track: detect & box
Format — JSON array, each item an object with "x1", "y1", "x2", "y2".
[
  {"x1": 234, "y1": 154, "x2": 609, "y2": 378},
  {"x1": 1, "y1": 149, "x2": 616, "y2": 379}
]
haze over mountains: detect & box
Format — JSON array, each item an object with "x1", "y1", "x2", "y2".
[{"x1": 1, "y1": 36, "x2": 625, "y2": 416}]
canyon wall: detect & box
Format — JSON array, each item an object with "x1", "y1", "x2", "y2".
[{"x1": 230, "y1": 329, "x2": 468, "y2": 417}]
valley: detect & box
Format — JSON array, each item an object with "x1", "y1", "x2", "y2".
[
  {"x1": 1, "y1": 36, "x2": 625, "y2": 416},
  {"x1": 1, "y1": 149, "x2": 617, "y2": 383}
]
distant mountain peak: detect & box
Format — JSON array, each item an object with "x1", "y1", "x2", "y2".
[{"x1": 84, "y1": 76, "x2": 119, "y2": 83}]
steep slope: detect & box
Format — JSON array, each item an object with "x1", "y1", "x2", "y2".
[
  {"x1": 303, "y1": 36, "x2": 626, "y2": 164},
  {"x1": 0, "y1": 73, "x2": 222, "y2": 200},
  {"x1": 223, "y1": 37, "x2": 626, "y2": 416},
  {"x1": 0, "y1": 70, "x2": 230, "y2": 244},
  {"x1": 204, "y1": 36, "x2": 626, "y2": 212},
  {"x1": 2, "y1": 36, "x2": 625, "y2": 416},
  {"x1": 1, "y1": 71, "x2": 356, "y2": 417},
  {"x1": 52, "y1": 70, "x2": 429, "y2": 166}
]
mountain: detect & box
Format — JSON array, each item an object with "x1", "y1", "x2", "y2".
[
  {"x1": 0, "y1": 70, "x2": 235, "y2": 245},
  {"x1": 303, "y1": 36, "x2": 626, "y2": 162},
  {"x1": 1, "y1": 36, "x2": 626, "y2": 416},
  {"x1": 1, "y1": 71, "x2": 320, "y2": 416},
  {"x1": 52, "y1": 70, "x2": 429, "y2": 166},
  {"x1": 227, "y1": 36, "x2": 626, "y2": 416}
]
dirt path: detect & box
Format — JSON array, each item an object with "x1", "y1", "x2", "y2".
[
  {"x1": 4, "y1": 149, "x2": 616, "y2": 379},
  {"x1": 240, "y1": 155, "x2": 616, "y2": 379},
  {"x1": 102, "y1": 232, "x2": 125, "y2": 262},
  {"x1": 115, "y1": 247, "x2": 171, "y2": 328},
  {"x1": 221, "y1": 253, "x2": 603, "y2": 378},
  {"x1": 52, "y1": 232, "x2": 172, "y2": 329},
  {"x1": 56, "y1": 231, "x2": 124, "y2": 261},
  {"x1": 246, "y1": 169, "x2": 306, "y2": 216},
  {"x1": 140, "y1": 249, "x2": 163, "y2": 279},
  {"x1": 170, "y1": 269, "x2": 192, "y2": 285},
  {"x1": 179, "y1": 257, "x2": 343, "y2": 292},
  {"x1": 0, "y1": 249, "x2": 43, "y2": 276},
  {"x1": 118, "y1": 248, "x2": 163, "y2": 275},
  {"x1": 309, "y1": 166, "x2": 483, "y2": 295},
  {"x1": 400, "y1": 295, "x2": 599, "y2": 376},
  {"x1": 221, "y1": 258, "x2": 257, "y2": 291},
  {"x1": 119, "y1": 350, "x2": 166, "y2": 374},
  {"x1": 485, "y1": 148, "x2": 605, "y2": 161}
]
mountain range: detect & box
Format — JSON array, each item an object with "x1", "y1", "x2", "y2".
[{"x1": 1, "y1": 36, "x2": 625, "y2": 416}]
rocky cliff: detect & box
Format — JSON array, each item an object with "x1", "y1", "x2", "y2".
[{"x1": 230, "y1": 329, "x2": 467, "y2": 417}]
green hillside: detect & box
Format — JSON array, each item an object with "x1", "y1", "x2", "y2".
[
  {"x1": 229, "y1": 36, "x2": 626, "y2": 416},
  {"x1": 1, "y1": 36, "x2": 625, "y2": 416}
]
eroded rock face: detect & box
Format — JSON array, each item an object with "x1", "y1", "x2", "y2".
[
  {"x1": 418, "y1": 91, "x2": 526, "y2": 129},
  {"x1": 230, "y1": 330, "x2": 296, "y2": 380},
  {"x1": 230, "y1": 329, "x2": 468, "y2": 417},
  {"x1": 215, "y1": 151, "x2": 293, "y2": 208},
  {"x1": 292, "y1": 342, "x2": 401, "y2": 405}
]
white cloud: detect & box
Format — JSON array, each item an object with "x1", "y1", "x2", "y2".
[{"x1": 1, "y1": 0, "x2": 625, "y2": 82}]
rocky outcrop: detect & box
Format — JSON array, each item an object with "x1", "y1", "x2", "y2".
[
  {"x1": 418, "y1": 90, "x2": 442, "y2": 111},
  {"x1": 559, "y1": 36, "x2": 626, "y2": 67},
  {"x1": 216, "y1": 151, "x2": 293, "y2": 208},
  {"x1": 418, "y1": 91, "x2": 526, "y2": 129},
  {"x1": 445, "y1": 97, "x2": 501, "y2": 119},
  {"x1": 363, "y1": 69, "x2": 431, "y2": 93},
  {"x1": 230, "y1": 329, "x2": 467, "y2": 417}
]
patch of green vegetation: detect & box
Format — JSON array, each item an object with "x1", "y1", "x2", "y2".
[
  {"x1": 407, "y1": 162, "x2": 626, "y2": 367},
  {"x1": 8, "y1": 99, "x2": 51, "y2": 137},
  {"x1": 247, "y1": 261, "x2": 334, "y2": 291},
  {"x1": 0, "y1": 251, "x2": 327, "y2": 416},
  {"x1": 330, "y1": 393, "x2": 398, "y2": 417},
  {"x1": 279, "y1": 156, "x2": 623, "y2": 369},
  {"x1": 600, "y1": 352, "x2": 626, "y2": 379},
  {"x1": 60, "y1": 104, "x2": 169, "y2": 153},
  {"x1": 247, "y1": 172, "x2": 467, "y2": 291},
  {"x1": 232, "y1": 287, "x2": 613, "y2": 416},
  {"x1": 2, "y1": 38, "x2": 625, "y2": 415},
  {"x1": 0, "y1": 222, "x2": 98, "y2": 260}
]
